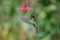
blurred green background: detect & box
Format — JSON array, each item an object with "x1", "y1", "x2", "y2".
[{"x1": 0, "y1": 0, "x2": 60, "y2": 40}]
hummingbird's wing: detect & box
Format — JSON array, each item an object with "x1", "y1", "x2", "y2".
[{"x1": 20, "y1": 17, "x2": 33, "y2": 24}]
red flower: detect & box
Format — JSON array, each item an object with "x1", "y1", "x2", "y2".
[{"x1": 19, "y1": 3, "x2": 32, "y2": 13}]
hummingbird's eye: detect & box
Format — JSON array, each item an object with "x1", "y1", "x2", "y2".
[{"x1": 31, "y1": 12, "x2": 35, "y2": 19}]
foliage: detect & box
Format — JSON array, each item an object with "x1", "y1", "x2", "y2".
[{"x1": 0, "y1": 0, "x2": 60, "y2": 40}]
